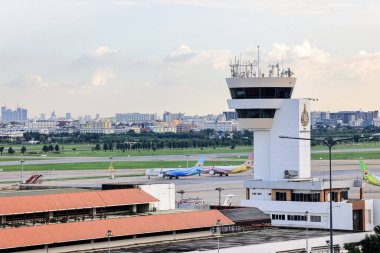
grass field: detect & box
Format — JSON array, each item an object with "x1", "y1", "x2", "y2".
[
  {"x1": 311, "y1": 151, "x2": 380, "y2": 160},
  {"x1": 0, "y1": 160, "x2": 244, "y2": 172},
  {"x1": 311, "y1": 142, "x2": 380, "y2": 150},
  {"x1": 0, "y1": 145, "x2": 253, "y2": 158},
  {"x1": 1, "y1": 142, "x2": 380, "y2": 158}
]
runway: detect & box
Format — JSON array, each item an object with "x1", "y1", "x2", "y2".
[{"x1": 1, "y1": 159, "x2": 380, "y2": 205}]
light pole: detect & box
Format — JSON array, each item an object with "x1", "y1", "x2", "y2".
[
  {"x1": 215, "y1": 219, "x2": 222, "y2": 253},
  {"x1": 177, "y1": 189, "x2": 185, "y2": 200},
  {"x1": 20, "y1": 159, "x2": 25, "y2": 183},
  {"x1": 106, "y1": 229, "x2": 112, "y2": 253},
  {"x1": 305, "y1": 211, "x2": 309, "y2": 253},
  {"x1": 186, "y1": 154, "x2": 190, "y2": 168},
  {"x1": 279, "y1": 135, "x2": 367, "y2": 253},
  {"x1": 108, "y1": 156, "x2": 114, "y2": 179},
  {"x1": 215, "y1": 187, "x2": 225, "y2": 206}
]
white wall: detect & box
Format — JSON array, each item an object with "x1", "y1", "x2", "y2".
[
  {"x1": 139, "y1": 183, "x2": 175, "y2": 210},
  {"x1": 373, "y1": 199, "x2": 380, "y2": 226},
  {"x1": 365, "y1": 199, "x2": 374, "y2": 231},
  {"x1": 202, "y1": 231, "x2": 373, "y2": 253},
  {"x1": 254, "y1": 131, "x2": 271, "y2": 180},
  {"x1": 270, "y1": 99, "x2": 311, "y2": 180},
  {"x1": 242, "y1": 199, "x2": 353, "y2": 230},
  {"x1": 249, "y1": 188, "x2": 272, "y2": 201}
]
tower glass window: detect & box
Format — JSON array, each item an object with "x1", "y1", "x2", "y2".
[
  {"x1": 236, "y1": 109, "x2": 276, "y2": 119},
  {"x1": 230, "y1": 87, "x2": 292, "y2": 99}
]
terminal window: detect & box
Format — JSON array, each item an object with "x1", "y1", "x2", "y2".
[
  {"x1": 310, "y1": 216, "x2": 322, "y2": 222},
  {"x1": 272, "y1": 214, "x2": 286, "y2": 220},
  {"x1": 287, "y1": 215, "x2": 307, "y2": 221},
  {"x1": 275, "y1": 192, "x2": 287, "y2": 201},
  {"x1": 291, "y1": 193, "x2": 320, "y2": 202}
]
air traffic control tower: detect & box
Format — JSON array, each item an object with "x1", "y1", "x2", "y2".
[
  {"x1": 227, "y1": 58, "x2": 377, "y2": 233},
  {"x1": 227, "y1": 60, "x2": 311, "y2": 181}
]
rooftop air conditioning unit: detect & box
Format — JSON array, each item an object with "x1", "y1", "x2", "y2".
[{"x1": 284, "y1": 170, "x2": 298, "y2": 179}]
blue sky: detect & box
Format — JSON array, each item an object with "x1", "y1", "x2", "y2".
[{"x1": 1, "y1": 0, "x2": 380, "y2": 117}]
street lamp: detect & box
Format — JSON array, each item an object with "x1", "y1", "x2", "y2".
[
  {"x1": 108, "y1": 156, "x2": 114, "y2": 179},
  {"x1": 185, "y1": 154, "x2": 190, "y2": 168},
  {"x1": 305, "y1": 211, "x2": 309, "y2": 253},
  {"x1": 215, "y1": 187, "x2": 225, "y2": 206},
  {"x1": 215, "y1": 219, "x2": 222, "y2": 253},
  {"x1": 106, "y1": 229, "x2": 113, "y2": 253},
  {"x1": 279, "y1": 135, "x2": 367, "y2": 253},
  {"x1": 177, "y1": 189, "x2": 185, "y2": 200},
  {"x1": 20, "y1": 159, "x2": 25, "y2": 184}
]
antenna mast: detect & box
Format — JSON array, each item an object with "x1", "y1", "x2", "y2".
[{"x1": 257, "y1": 46, "x2": 260, "y2": 77}]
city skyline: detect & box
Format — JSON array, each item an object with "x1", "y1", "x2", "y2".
[{"x1": 1, "y1": 1, "x2": 380, "y2": 116}]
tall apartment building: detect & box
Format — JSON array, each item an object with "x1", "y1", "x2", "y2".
[
  {"x1": 163, "y1": 111, "x2": 184, "y2": 124},
  {"x1": 311, "y1": 110, "x2": 379, "y2": 127},
  {"x1": 1, "y1": 106, "x2": 28, "y2": 123},
  {"x1": 115, "y1": 113, "x2": 157, "y2": 123}
]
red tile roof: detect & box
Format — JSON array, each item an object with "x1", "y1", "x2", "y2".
[
  {"x1": 0, "y1": 210, "x2": 234, "y2": 250},
  {"x1": 0, "y1": 189, "x2": 158, "y2": 215}
]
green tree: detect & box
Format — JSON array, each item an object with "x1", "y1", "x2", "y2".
[
  {"x1": 0, "y1": 147, "x2": 4, "y2": 155},
  {"x1": 103, "y1": 143, "x2": 108, "y2": 152},
  {"x1": 344, "y1": 243, "x2": 361, "y2": 253},
  {"x1": 42, "y1": 145, "x2": 49, "y2": 153},
  {"x1": 8, "y1": 147, "x2": 15, "y2": 154},
  {"x1": 95, "y1": 144, "x2": 101, "y2": 151},
  {"x1": 21, "y1": 146, "x2": 27, "y2": 154},
  {"x1": 48, "y1": 145, "x2": 54, "y2": 152},
  {"x1": 54, "y1": 144, "x2": 60, "y2": 152},
  {"x1": 360, "y1": 225, "x2": 380, "y2": 253}
]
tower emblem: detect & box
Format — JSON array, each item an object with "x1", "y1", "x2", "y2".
[{"x1": 301, "y1": 104, "x2": 309, "y2": 127}]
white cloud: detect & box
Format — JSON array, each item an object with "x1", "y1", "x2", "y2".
[
  {"x1": 91, "y1": 70, "x2": 116, "y2": 86},
  {"x1": 156, "y1": 0, "x2": 362, "y2": 15},
  {"x1": 165, "y1": 44, "x2": 232, "y2": 70},
  {"x1": 292, "y1": 40, "x2": 330, "y2": 62},
  {"x1": 93, "y1": 46, "x2": 119, "y2": 58},
  {"x1": 9, "y1": 74, "x2": 51, "y2": 88}
]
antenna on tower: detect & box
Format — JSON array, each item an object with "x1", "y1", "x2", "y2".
[
  {"x1": 257, "y1": 46, "x2": 260, "y2": 77},
  {"x1": 281, "y1": 54, "x2": 284, "y2": 70}
]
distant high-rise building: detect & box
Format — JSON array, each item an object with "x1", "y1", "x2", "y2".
[
  {"x1": 0, "y1": 106, "x2": 28, "y2": 123},
  {"x1": 163, "y1": 111, "x2": 184, "y2": 123},
  {"x1": 66, "y1": 113, "x2": 72, "y2": 120},
  {"x1": 40, "y1": 113, "x2": 46, "y2": 120},
  {"x1": 312, "y1": 110, "x2": 379, "y2": 127},
  {"x1": 84, "y1": 115, "x2": 92, "y2": 122},
  {"x1": 50, "y1": 111, "x2": 56, "y2": 120},
  {"x1": 223, "y1": 111, "x2": 237, "y2": 121},
  {"x1": 115, "y1": 113, "x2": 157, "y2": 123},
  {"x1": 95, "y1": 113, "x2": 100, "y2": 120}
]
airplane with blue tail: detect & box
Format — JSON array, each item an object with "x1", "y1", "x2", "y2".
[{"x1": 145, "y1": 155, "x2": 205, "y2": 179}]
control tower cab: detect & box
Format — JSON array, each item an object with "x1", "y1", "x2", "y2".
[{"x1": 226, "y1": 59, "x2": 311, "y2": 181}]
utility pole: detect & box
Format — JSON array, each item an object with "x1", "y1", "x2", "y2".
[{"x1": 215, "y1": 187, "x2": 224, "y2": 206}]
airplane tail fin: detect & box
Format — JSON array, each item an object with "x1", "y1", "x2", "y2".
[
  {"x1": 244, "y1": 153, "x2": 254, "y2": 167},
  {"x1": 193, "y1": 155, "x2": 205, "y2": 173},
  {"x1": 360, "y1": 160, "x2": 371, "y2": 180},
  {"x1": 194, "y1": 155, "x2": 205, "y2": 167}
]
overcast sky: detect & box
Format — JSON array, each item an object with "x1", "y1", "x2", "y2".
[{"x1": 1, "y1": 0, "x2": 380, "y2": 118}]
